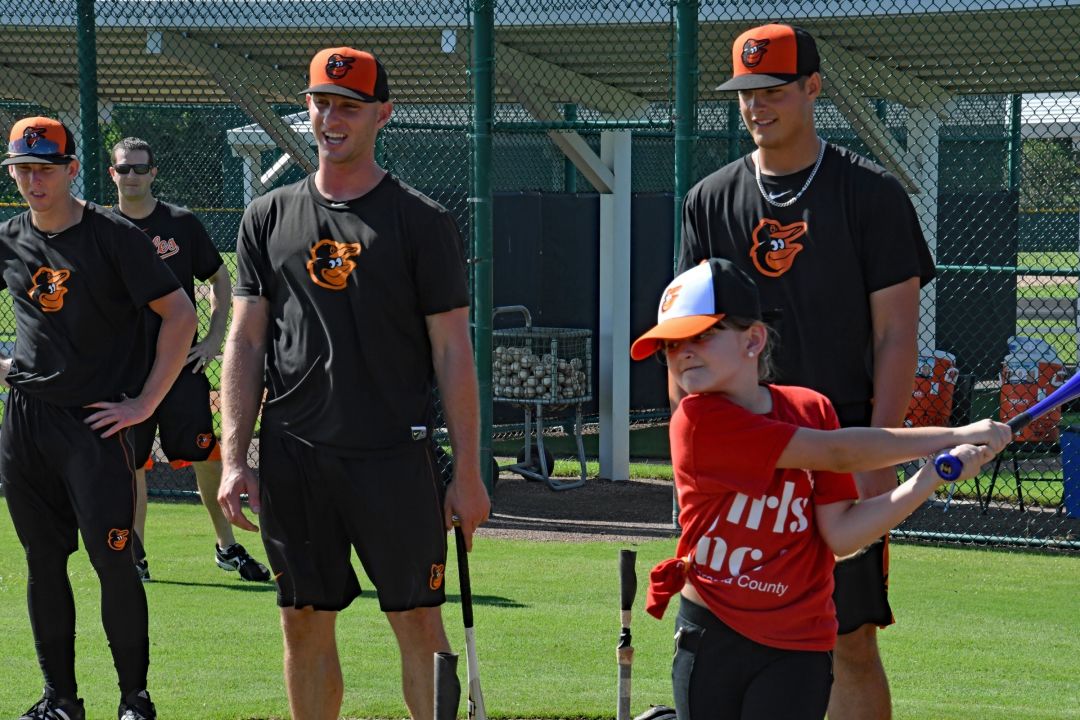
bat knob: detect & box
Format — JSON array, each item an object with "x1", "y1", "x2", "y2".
[{"x1": 934, "y1": 452, "x2": 962, "y2": 481}]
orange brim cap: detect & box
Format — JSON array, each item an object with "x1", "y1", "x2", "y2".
[
  {"x1": 630, "y1": 314, "x2": 724, "y2": 361},
  {"x1": 630, "y1": 258, "x2": 762, "y2": 361}
]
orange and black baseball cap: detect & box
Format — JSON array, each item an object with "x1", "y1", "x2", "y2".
[
  {"x1": 301, "y1": 47, "x2": 390, "y2": 103},
  {"x1": 717, "y1": 23, "x2": 820, "y2": 91},
  {"x1": 2, "y1": 116, "x2": 77, "y2": 166}
]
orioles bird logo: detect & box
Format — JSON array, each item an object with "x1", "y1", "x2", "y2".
[
  {"x1": 196, "y1": 433, "x2": 213, "y2": 449},
  {"x1": 660, "y1": 285, "x2": 682, "y2": 313},
  {"x1": 325, "y1": 53, "x2": 356, "y2": 79},
  {"x1": 27, "y1": 267, "x2": 71, "y2": 311},
  {"x1": 306, "y1": 239, "x2": 362, "y2": 290},
  {"x1": 108, "y1": 528, "x2": 129, "y2": 551},
  {"x1": 750, "y1": 218, "x2": 807, "y2": 278},
  {"x1": 22, "y1": 126, "x2": 48, "y2": 148},
  {"x1": 741, "y1": 38, "x2": 770, "y2": 68},
  {"x1": 429, "y1": 563, "x2": 445, "y2": 591}
]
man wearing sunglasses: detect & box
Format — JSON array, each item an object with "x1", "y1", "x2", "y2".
[
  {"x1": 108, "y1": 137, "x2": 270, "y2": 585},
  {"x1": 0, "y1": 117, "x2": 196, "y2": 720}
]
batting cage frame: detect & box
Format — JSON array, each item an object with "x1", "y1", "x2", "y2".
[{"x1": 0, "y1": 0, "x2": 1076, "y2": 549}]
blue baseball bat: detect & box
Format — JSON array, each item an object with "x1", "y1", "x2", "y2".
[{"x1": 934, "y1": 370, "x2": 1080, "y2": 482}]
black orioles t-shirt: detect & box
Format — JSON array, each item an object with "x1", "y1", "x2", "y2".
[
  {"x1": 235, "y1": 174, "x2": 469, "y2": 454},
  {"x1": 113, "y1": 201, "x2": 223, "y2": 350},
  {"x1": 678, "y1": 143, "x2": 936, "y2": 409},
  {"x1": 0, "y1": 202, "x2": 182, "y2": 406}
]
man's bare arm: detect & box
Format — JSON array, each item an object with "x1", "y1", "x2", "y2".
[
  {"x1": 217, "y1": 295, "x2": 269, "y2": 531},
  {"x1": 426, "y1": 307, "x2": 490, "y2": 549},
  {"x1": 85, "y1": 288, "x2": 196, "y2": 436},
  {"x1": 188, "y1": 263, "x2": 232, "y2": 372},
  {"x1": 856, "y1": 277, "x2": 922, "y2": 498}
]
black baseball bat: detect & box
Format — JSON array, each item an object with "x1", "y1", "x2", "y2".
[
  {"x1": 617, "y1": 549, "x2": 637, "y2": 720},
  {"x1": 456, "y1": 525, "x2": 487, "y2": 720},
  {"x1": 434, "y1": 651, "x2": 460, "y2": 720},
  {"x1": 935, "y1": 370, "x2": 1080, "y2": 480}
]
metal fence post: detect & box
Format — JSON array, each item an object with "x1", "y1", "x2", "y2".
[
  {"x1": 673, "y1": 0, "x2": 698, "y2": 273},
  {"x1": 472, "y1": 0, "x2": 495, "y2": 495},
  {"x1": 76, "y1": 0, "x2": 101, "y2": 204},
  {"x1": 671, "y1": 0, "x2": 698, "y2": 527}
]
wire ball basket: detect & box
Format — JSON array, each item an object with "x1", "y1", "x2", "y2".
[{"x1": 492, "y1": 327, "x2": 592, "y2": 406}]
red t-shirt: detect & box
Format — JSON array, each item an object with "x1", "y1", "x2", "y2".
[{"x1": 665, "y1": 385, "x2": 859, "y2": 651}]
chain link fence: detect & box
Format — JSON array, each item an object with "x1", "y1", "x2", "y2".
[{"x1": 0, "y1": 1, "x2": 1076, "y2": 549}]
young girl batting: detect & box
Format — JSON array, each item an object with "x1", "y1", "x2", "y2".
[{"x1": 630, "y1": 258, "x2": 1011, "y2": 720}]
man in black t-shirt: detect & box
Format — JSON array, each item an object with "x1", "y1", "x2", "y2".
[
  {"x1": 676, "y1": 25, "x2": 935, "y2": 720},
  {"x1": 109, "y1": 137, "x2": 270, "y2": 584},
  {"x1": 0, "y1": 117, "x2": 196, "y2": 720},
  {"x1": 218, "y1": 47, "x2": 490, "y2": 720}
]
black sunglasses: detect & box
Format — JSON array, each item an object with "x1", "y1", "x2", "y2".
[{"x1": 112, "y1": 163, "x2": 153, "y2": 175}]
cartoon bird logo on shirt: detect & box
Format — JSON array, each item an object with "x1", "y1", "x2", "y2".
[
  {"x1": 27, "y1": 266, "x2": 71, "y2": 311},
  {"x1": 306, "y1": 239, "x2": 362, "y2": 290},
  {"x1": 749, "y1": 218, "x2": 806, "y2": 278}
]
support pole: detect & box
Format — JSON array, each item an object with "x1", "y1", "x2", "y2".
[
  {"x1": 905, "y1": 107, "x2": 941, "y2": 357},
  {"x1": 76, "y1": 0, "x2": 101, "y2": 203},
  {"x1": 673, "y1": 0, "x2": 698, "y2": 272},
  {"x1": 599, "y1": 131, "x2": 632, "y2": 482},
  {"x1": 671, "y1": 0, "x2": 698, "y2": 524},
  {"x1": 472, "y1": 0, "x2": 495, "y2": 495}
]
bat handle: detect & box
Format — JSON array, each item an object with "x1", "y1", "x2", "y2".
[
  {"x1": 934, "y1": 452, "x2": 963, "y2": 481},
  {"x1": 619, "y1": 549, "x2": 638, "y2": 612},
  {"x1": 934, "y1": 411, "x2": 1027, "y2": 482}
]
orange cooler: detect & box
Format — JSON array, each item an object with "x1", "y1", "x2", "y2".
[
  {"x1": 999, "y1": 360, "x2": 1067, "y2": 442},
  {"x1": 906, "y1": 351, "x2": 958, "y2": 428}
]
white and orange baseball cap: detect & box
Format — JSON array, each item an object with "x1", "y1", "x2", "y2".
[
  {"x1": 717, "y1": 23, "x2": 821, "y2": 91},
  {"x1": 630, "y1": 259, "x2": 763, "y2": 360}
]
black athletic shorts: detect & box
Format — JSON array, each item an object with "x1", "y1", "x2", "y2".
[
  {"x1": 1, "y1": 387, "x2": 141, "y2": 563},
  {"x1": 671, "y1": 597, "x2": 833, "y2": 720},
  {"x1": 833, "y1": 401, "x2": 894, "y2": 633},
  {"x1": 129, "y1": 360, "x2": 218, "y2": 467},
  {"x1": 258, "y1": 431, "x2": 448, "y2": 613}
]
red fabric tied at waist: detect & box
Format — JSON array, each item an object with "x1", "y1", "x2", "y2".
[{"x1": 646, "y1": 556, "x2": 690, "y2": 619}]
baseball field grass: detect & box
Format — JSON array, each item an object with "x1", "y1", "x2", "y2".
[{"x1": 0, "y1": 500, "x2": 1077, "y2": 720}]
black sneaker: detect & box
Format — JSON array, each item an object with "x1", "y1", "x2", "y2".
[
  {"x1": 215, "y1": 543, "x2": 271, "y2": 582},
  {"x1": 18, "y1": 694, "x2": 84, "y2": 720},
  {"x1": 117, "y1": 689, "x2": 155, "y2": 720},
  {"x1": 134, "y1": 558, "x2": 151, "y2": 583}
]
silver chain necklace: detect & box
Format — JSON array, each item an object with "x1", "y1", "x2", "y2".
[{"x1": 754, "y1": 136, "x2": 826, "y2": 208}]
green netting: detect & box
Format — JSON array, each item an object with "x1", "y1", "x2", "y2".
[{"x1": 0, "y1": 0, "x2": 1075, "y2": 549}]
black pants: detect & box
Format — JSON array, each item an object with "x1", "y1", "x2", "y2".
[
  {"x1": 259, "y1": 431, "x2": 448, "y2": 612},
  {"x1": 672, "y1": 597, "x2": 833, "y2": 720},
  {"x1": 1, "y1": 387, "x2": 149, "y2": 701}
]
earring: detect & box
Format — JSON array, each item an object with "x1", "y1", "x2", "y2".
[{"x1": 747, "y1": 351, "x2": 755, "y2": 358}]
